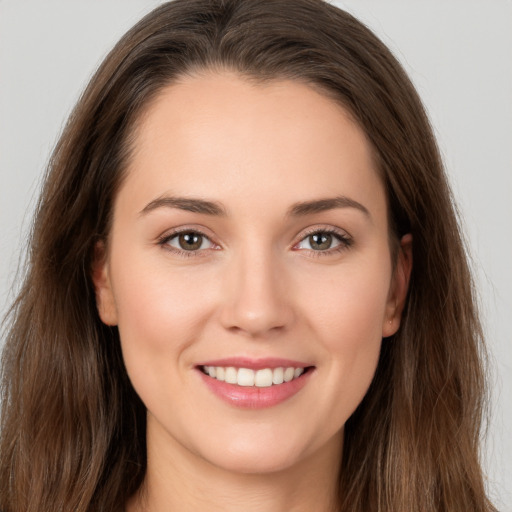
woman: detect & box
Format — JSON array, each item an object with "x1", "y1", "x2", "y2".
[{"x1": 0, "y1": 0, "x2": 497, "y2": 510}]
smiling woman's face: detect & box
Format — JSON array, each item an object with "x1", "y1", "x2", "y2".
[{"x1": 93, "y1": 71, "x2": 411, "y2": 475}]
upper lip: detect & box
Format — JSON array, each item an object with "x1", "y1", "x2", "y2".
[{"x1": 196, "y1": 357, "x2": 313, "y2": 370}]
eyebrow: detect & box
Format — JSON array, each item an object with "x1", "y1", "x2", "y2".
[
  {"x1": 139, "y1": 194, "x2": 370, "y2": 219},
  {"x1": 287, "y1": 196, "x2": 371, "y2": 218},
  {"x1": 139, "y1": 196, "x2": 227, "y2": 216}
]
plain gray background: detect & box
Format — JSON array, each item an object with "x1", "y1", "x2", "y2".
[{"x1": 1, "y1": 1, "x2": 511, "y2": 508}]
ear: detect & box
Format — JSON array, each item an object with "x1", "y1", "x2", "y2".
[
  {"x1": 91, "y1": 241, "x2": 118, "y2": 326},
  {"x1": 382, "y1": 234, "x2": 413, "y2": 338}
]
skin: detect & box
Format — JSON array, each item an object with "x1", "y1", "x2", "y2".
[{"x1": 93, "y1": 71, "x2": 412, "y2": 512}]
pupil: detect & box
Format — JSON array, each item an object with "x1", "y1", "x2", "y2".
[
  {"x1": 179, "y1": 232, "x2": 202, "y2": 250},
  {"x1": 310, "y1": 233, "x2": 332, "y2": 250}
]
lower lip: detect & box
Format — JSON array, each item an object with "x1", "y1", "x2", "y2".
[{"x1": 197, "y1": 368, "x2": 314, "y2": 409}]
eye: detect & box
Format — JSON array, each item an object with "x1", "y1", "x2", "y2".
[
  {"x1": 295, "y1": 229, "x2": 352, "y2": 254},
  {"x1": 161, "y1": 230, "x2": 216, "y2": 253}
]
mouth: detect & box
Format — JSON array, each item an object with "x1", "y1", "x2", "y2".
[
  {"x1": 195, "y1": 361, "x2": 315, "y2": 409},
  {"x1": 199, "y1": 364, "x2": 314, "y2": 388}
]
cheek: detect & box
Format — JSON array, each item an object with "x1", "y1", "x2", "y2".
[
  {"x1": 109, "y1": 251, "x2": 218, "y2": 387},
  {"x1": 297, "y1": 255, "x2": 391, "y2": 413},
  {"x1": 302, "y1": 256, "x2": 391, "y2": 347}
]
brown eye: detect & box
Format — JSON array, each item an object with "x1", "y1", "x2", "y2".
[
  {"x1": 308, "y1": 233, "x2": 334, "y2": 250},
  {"x1": 164, "y1": 231, "x2": 214, "y2": 252},
  {"x1": 295, "y1": 229, "x2": 351, "y2": 254},
  {"x1": 178, "y1": 232, "x2": 203, "y2": 250}
]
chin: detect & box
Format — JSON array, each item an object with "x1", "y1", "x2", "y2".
[
  {"x1": 194, "y1": 429, "x2": 322, "y2": 476},
  {"x1": 208, "y1": 448, "x2": 303, "y2": 475}
]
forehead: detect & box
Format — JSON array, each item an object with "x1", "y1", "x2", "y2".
[{"x1": 119, "y1": 71, "x2": 386, "y2": 224}]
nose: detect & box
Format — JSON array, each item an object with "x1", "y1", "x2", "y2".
[{"x1": 219, "y1": 246, "x2": 295, "y2": 337}]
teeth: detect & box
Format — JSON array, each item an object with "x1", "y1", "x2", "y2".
[
  {"x1": 216, "y1": 366, "x2": 225, "y2": 381},
  {"x1": 272, "y1": 367, "x2": 284, "y2": 385},
  {"x1": 237, "y1": 368, "x2": 255, "y2": 387},
  {"x1": 225, "y1": 366, "x2": 237, "y2": 384},
  {"x1": 202, "y1": 365, "x2": 306, "y2": 387},
  {"x1": 284, "y1": 367, "x2": 295, "y2": 382},
  {"x1": 255, "y1": 368, "x2": 273, "y2": 387}
]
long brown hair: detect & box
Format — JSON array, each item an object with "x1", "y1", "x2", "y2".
[{"x1": 0, "y1": 1, "x2": 496, "y2": 510}]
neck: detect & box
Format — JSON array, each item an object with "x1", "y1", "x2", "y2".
[{"x1": 127, "y1": 418, "x2": 342, "y2": 512}]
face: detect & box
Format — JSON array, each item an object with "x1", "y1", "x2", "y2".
[{"x1": 93, "y1": 71, "x2": 411, "y2": 475}]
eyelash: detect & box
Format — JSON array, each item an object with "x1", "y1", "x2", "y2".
[
  {"x1": 157, "y1": 227, "x2": 353, "y2": 258},
  {"x1": 157, "y1": 228, "x2": 217, "y2": 258},
  {"x1": 295, "y1": 227, "x2": 353, "y2": 258}
]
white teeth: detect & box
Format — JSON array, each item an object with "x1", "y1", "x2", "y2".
[
  {"x1": 202, "y1": 365, "x2": 308, "y2": 387},
  {"x1": 225, "y1": 366, "x2": 237, "y2": 384},
  {"x1": 283, "y1": 367, "x2": 295, "y2": 382},
  {"x1": 237, "y1": 368, "x2": 255, "y2": 387},
  {"x1": 216, "y1": 366, "x2": 225, "y2": 381},
  {"x1": 254, "y1": 368, "x2": 273, "y2": 387},
  {"x1": 272, "y1": 367, "x2": 284, "y2": 385}
]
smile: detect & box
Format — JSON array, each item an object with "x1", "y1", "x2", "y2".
[
  {"x1": 196, "y1": 361, "x2": 315, "y2": 409},
  {"x1": 200, "y1": 365, "x2": 306, "y2": 387}
]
